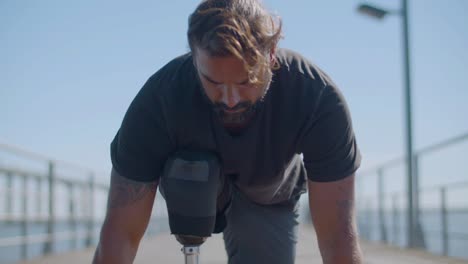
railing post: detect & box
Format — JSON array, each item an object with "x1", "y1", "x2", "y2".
[
  {"x1": 21, "y1": 175, "x2": 28, "y2": 260},
  {"x1": 377, "y1": 169, "x2": 387, "y2": 242},
  {"x1": 68, "y1": 183, "x2": 78, "y2": 249},
  {"x1": 365, "y1": 200, "x2": 372, "y2": 240},
  {"x1": 413, "y1": 154, "x2": 426, "y2": 248},
  {"x1": 36, "y1": 177, "x2": 42, "y2": 217},
  {"x1": 440, "y1": 187, "x2": 449, "y2": 256},
  {"x1": 86, "y1": 173, "x2": 95, "y2": 247},
  {"x1": 6, "y1": 172, "x2": 13, "y2": 218},
  {"x1": 43, "y1": 161, "x2": 55, "y2": 254},
  {"x1": 392, "y1": 194, "x2": 399, "y2": 245}
]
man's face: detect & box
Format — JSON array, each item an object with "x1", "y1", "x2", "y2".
[{"x1": 193, "y1": 48, "x2": 271, "y2": 126}]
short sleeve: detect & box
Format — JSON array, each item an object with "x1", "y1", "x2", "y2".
[
  {"x1": 300, "y1": 85, "x2": 361, "y2": 182},
  {"x1": 110, "y1": 75, "x2": 175, "y2": 182}
]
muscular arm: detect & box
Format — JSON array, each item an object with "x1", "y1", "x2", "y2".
[
  {"x1": 93, "y1": 168, "x2": 158, "y2": 264},
  {"x1": 308, "y1": 174, "x2": 363, "y2": 264}
]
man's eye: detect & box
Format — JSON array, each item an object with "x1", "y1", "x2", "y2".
[
  {"x1": 237, "y1": 82, "x2": 253, "y2": 89},
  {"x1": 209, "y1": 80, "x2": 223, "y2": 86}
]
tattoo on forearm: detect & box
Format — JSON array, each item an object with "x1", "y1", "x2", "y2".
[
  {"x1": 336, "y1": 200, "x2": 355, "y2": 239},
  {"x1": 321, "y1": 186, "x2": 361, "y2": 263},
  {"x1": 107, "y1": 171, "x2": 157, "y2": 209},
  {"x1": 336, "y1": 186, "x2": 356, "y2": 236}
]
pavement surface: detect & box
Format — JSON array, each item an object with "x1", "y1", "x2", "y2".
[{"x1": 18, "y1": 224, "x2": 468, "y2": 264}]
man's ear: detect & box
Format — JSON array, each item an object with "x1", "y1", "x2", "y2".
[
  {"x1": 269, "y1": 46, "x2": 277, "y2": 65},
  {"x1": 192, "y1": 47, "x2": 199, "y2": 68},
  {"x1": 192, "y1": 54, "x2": 198, "y2": 68}
]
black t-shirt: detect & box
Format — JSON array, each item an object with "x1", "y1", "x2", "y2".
[{"x1": 110, "y1": 48, "x2": 361, "y2": 205}]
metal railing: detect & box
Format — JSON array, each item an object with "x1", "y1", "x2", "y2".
[
  {"x1": 356, "y1": 131, "x2": 468, "y2": 259},
  {"x1": 2, "y1": 131, "x2": 467, "y2": 261},
  {"x1": 0, "y1": 143, "x2": 168, "y2": 263}
]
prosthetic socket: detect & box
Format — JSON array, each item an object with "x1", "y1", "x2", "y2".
[{"x1": 160, "y1": 151, "x2": 222, "y2": 246}]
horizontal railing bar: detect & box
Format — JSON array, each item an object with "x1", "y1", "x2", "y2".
[
  {"x1": 385, "y1": 190, "x2": 462, "y2": 200},
  {"x1": 419, "y1": 208, "x2": 468, "y2": 214},
  {"x1": 0, "y1": 166, "x2": 86, "y2": 185},
  {"x1": 420, "y1": 230, "x2": 468, "y2": 240},
  {"x1": 449, "y1": 232, "x2": 468, "y2": 240},
  {"x1": 437, "y1": 180, "x2": 468, "y2": 191},
  {"x1": 0, "y1": 166, "x2": 46, "y2": 180},
  {"x1": 0, "y1": 142, "x2": 110, "y2": 178},
  {"x1": 0, "y1": 223, "x2": 166, "y2": 248},
  {"x1": 420, "y1": 230, "x2": 443, "y2": 237},
  {"x1": 358, "y1": 157, "x2": 405, "y2": 176},
  {"x1": 0, "y1": 143, "x2": 53, "y2": 163},
  {"x1": 0, "y1": 142, "x2": 94, "y2": 173},
  {"x1": 0, "y1": 215, "x2": 103, "y2": 222},
  {"x1": 447, "y1": 209, "x2": 468, "y2": 214},
  {"x1": 0, "y1": 231, "x2": 99, "y2": 247},
  {"x1": 95, "y1": 182, "x2": 109, "y2": 189},
  {"x1": 418, "y1": 228, "x2": 468, "y2": 235},
  {"x1": 358, "y1": 181, "x2": 468, "y2": 201},
  {"x1": 54, "y1": 176, "x2": 89, "y2": 187},
  {"x1": 418, "y1": 131, "x2": 468, "y2": 156},
  {"x1": 356, "y1": 209, "x2": 468, "y2": 215},
  {"x1": 418, "y1": 181, "x2": 468, "y2": 193},
  {"x1": 0, "y1": 217, "x2": 166, "y2": 248},
  {"x1": 0, "y1": 166, "x2": 109, "y2": 190},
  {"x1": 357, "y1": 131, "x2": 468, "y2": 176},
  {"x1": 0, "y1": 215, "x2": 165, "y2": 223}
]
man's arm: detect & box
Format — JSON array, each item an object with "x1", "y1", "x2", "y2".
[
  {"x1": 308, "y1": 174, "x2": 363, "y2": 264},
  {"x1": 93, "y1": 168, "x2": 158, "y2": 264}
]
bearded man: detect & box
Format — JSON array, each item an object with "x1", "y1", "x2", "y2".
[{"x1": 93, "y1": 0, "x2": 363, "y2": 263}]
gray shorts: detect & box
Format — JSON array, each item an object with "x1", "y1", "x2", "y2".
[{"x1": 222, "y1": 188, "x2": 301, "y2": 264}]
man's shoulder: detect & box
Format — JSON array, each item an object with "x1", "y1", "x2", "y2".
[
  {"x1": 143, "y1": 52, "x2": 204, "y2": 114},
  {"x1": 275, "y1": 48, "x2": 315, "y2": 74},
  {"x1": 139, "y1": 52, "x2": 199, "y2": 107},
  {"x1": 275, "y1": 48, "x2": 308, "y2": 65},
  {"x1": 275, "y1": 48, "x2": 334, "y2": 88},
  {"x1": 148, "y1": 52, "x2": 194, "y2": 85},
  {"x1": 128, "y1": 52, "x2": 199, "y2": 123},
  {"x1": 268, "y1": 48, "x2": 341, "y2": 123}
]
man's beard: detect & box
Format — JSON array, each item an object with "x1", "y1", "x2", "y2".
[
  {"x1": 197, "y1": 70, "x2": 273, "y2": 126},
  {"x1": 212, "y1": 100, "x2": 257, "y2": 125},
  {"x1": 213, "y1": 78, "x2": 271, "y2": 126}
]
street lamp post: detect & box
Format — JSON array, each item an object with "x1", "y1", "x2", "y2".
[{"x1": 357, "y1": 0, "x2": 423, "y2": 249}]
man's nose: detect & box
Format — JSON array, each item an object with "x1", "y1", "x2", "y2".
[{"x1": 221, "y1": 86, "x2": 241, "y2": 108}]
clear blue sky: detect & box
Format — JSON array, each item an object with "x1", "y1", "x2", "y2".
[{"x1": 2, "y1": 0, "x2": 468, "y2": 188}]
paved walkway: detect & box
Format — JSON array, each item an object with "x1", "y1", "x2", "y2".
[{"x1": 18, "y1": 224, "x2": 468, "y2": 264}]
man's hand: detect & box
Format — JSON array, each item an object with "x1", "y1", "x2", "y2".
[
  {"x1": 308, "y1": 174, "x2": 363, "y2": 264},
  {"x1": 93, "y1": 168, "x2": 158, "y2": 264}
]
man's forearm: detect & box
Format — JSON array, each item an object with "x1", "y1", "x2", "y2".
[
  {"x1": 92, "y1": 226, "x2": 139, "y2": 264},
  {"x1": 92, "y1": 169, "x2": 156, "y2": 263},
  {"x1": 308, "y1": 175, "x2": 363, "y2": 264},
  {"x1": 318, "y1": 235, "x2": 363, "y2": 264},
  {"x1": 315, "y1": 215, "x2": 364, "y2": 264}
]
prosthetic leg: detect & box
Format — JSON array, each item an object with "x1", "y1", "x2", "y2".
[
  {"x1": 160, "y1": 151, "x2": 222, "y2": 264},
  {"x1": 176, "y1": 235, "x2": 205, "y2": 264}
]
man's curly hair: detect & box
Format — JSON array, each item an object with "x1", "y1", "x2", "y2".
[{"x1": 188, "y1": 0, "x2": 282, "y2": 86}]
